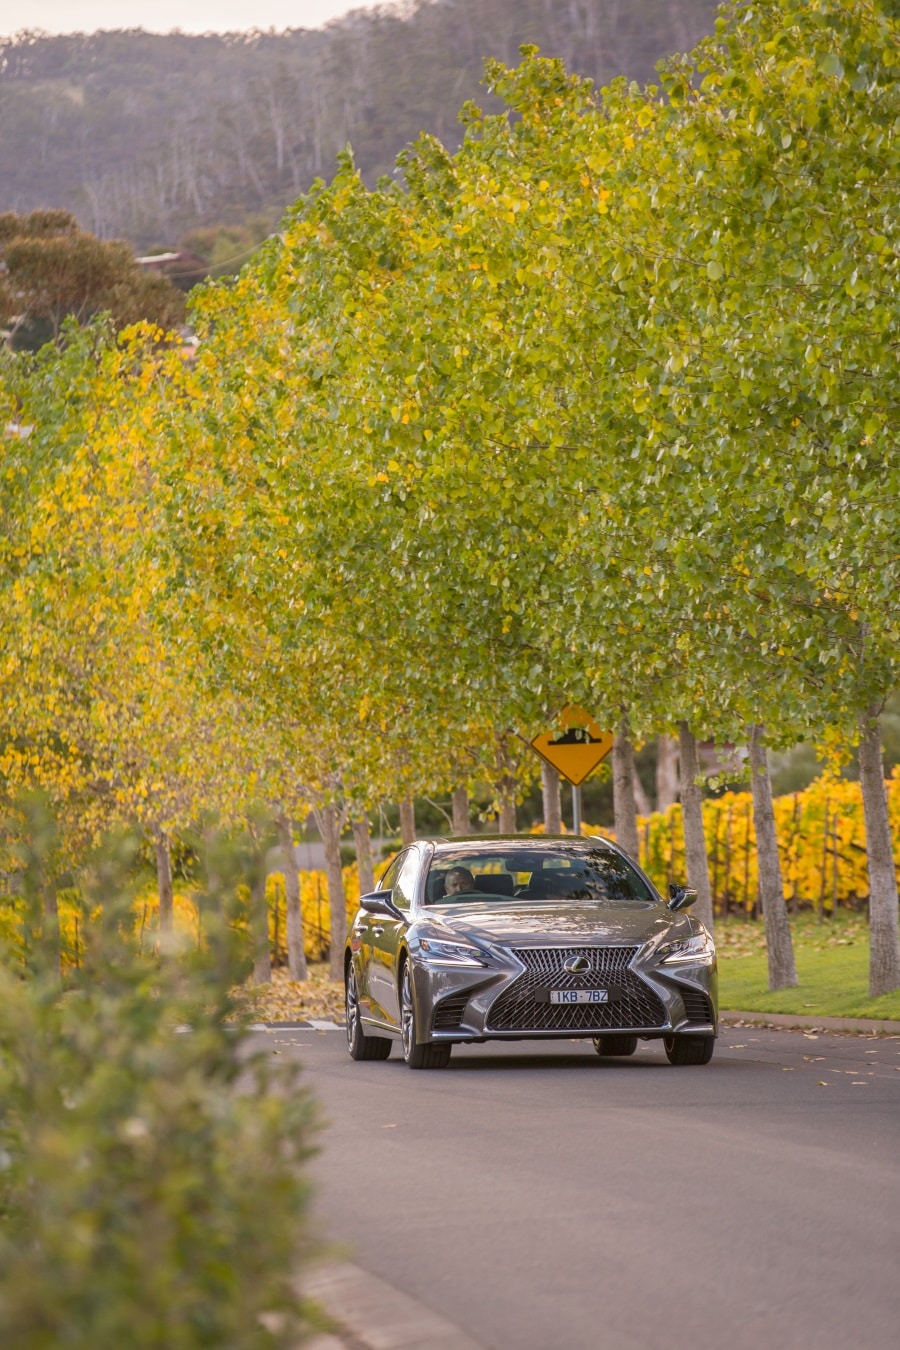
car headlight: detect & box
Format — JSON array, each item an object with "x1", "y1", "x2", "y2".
[
  {"x1": 418, "y1": 937, "x2": 488, "y2": 967},
  {"x1": 656, "y1": 932, "x2": 715, "y2": 965}
]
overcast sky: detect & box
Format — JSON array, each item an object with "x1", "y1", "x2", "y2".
[{"x1": 0, "y1": 0, "x2": 396, "y2": 39}]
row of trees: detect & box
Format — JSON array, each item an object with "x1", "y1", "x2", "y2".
[
  {"x1": 1, "y1": 0, "x2": 898, "y2": 998},
  {"x1": 1, "y1": 1, "x2": 719, "y2": 246}
]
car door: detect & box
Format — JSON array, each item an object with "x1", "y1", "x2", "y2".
[
  {"x1": 357, "y1": 852, "x2": 403, "y2": 1023},
  {"x1": 367, "y1": 847, "x2": 418, "y2": 1027}
]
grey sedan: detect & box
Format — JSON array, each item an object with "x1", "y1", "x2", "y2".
[{"x1": 344, "y1": 835, "x2": 717, "y2": 1070}]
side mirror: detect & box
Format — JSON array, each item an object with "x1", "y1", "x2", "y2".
[
  {"x1": 359, "y1": 890, "x2": 406, "y2": 922},
  {"x1": 667, "y1": 883, "x2": 698, "y2": 912}
]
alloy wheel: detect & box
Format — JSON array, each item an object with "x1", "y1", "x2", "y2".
[
  {"x1": 399, "y1": 960, "x2": 452, "y2": 1070},
  {"x1": 345, "y1": 961, "x2": 392, "y2": 1061},
  {"x1": 346, "y1": 964, "x2": 360, "y2": 1050},
  {"x1": 401, "y1": 964, "x2": 415, "y2": 1061}
]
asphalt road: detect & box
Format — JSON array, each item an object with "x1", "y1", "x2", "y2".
[{"x1": 263, "y1": 1025, "x2": 900, "y2": 1350}]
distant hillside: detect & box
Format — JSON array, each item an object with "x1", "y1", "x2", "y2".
[{"x1": 1, "y1": 0, "x2": 719, "y2": 251}]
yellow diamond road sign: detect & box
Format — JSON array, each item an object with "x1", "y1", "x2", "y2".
[{"x1": 531, "y1": 704, "x2": 614, "y2": 787}]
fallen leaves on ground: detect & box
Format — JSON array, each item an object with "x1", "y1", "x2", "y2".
[
  {"x1": 716, "y1": 916, "x2": 867, "y2": 960},
  {"x1": 236, "y1": 965, "x2": 345, "y2": 1023}
]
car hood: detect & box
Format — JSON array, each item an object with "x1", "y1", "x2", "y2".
[{"x1": 426, "y1": 900, "x2": 681, "y2": 949}]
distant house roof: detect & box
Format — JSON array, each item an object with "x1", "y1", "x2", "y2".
[{"x1": 136, "y1": 250, "x2": 209, "y2": 284}]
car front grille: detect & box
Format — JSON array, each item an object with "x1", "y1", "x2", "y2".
[
  {"x1": 432, "y1": 992, "x2": 469, "y2": 1031},
  {"x1": 487, "y1": 946, "x2": 667, "y2": 1033},
  {"x1": 679, "y1": 987, "x2": 714, "y2": 1025}
]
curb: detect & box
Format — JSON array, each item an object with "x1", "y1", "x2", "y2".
[
  {"x1": 305, "y1": 1260, "x2": 484, "y2": 1349},
  {"x1": 255, "y1": 1020, "x2": 344, "y2": 1031},
  {"x1": 720, "y1": 1009, "x2": 900, "y2": 1035}
]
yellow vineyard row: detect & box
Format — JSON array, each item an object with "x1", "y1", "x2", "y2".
[
  {"x1": 629, "y1": 771, "x2": 900, "y2": 916},
  {"x1": 2, "y1": 866, "x2": 367, "y2": 971}
]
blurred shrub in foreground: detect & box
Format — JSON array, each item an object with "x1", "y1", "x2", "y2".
[{"x1": 0, "y1": 833, "x2": 320, "y2": 1349}]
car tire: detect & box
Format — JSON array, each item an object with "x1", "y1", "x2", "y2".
[
  {"x1": 593, "y1": 1034, "x2": 638, "y2": 1057},
  {"x1": 400, "y1": 960, "x2": 451, "y2": 1070},
  {"x1": 345, "y1": 961, "x2": 391, "y2": 1061},
  {"x1": 664, "y1": 1034, "x2": 715, "y2": 1066}
]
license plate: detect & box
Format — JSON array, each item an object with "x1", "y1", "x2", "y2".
[{"x1": 549, "y1": 988, "x2": 609, "y2": 1005}]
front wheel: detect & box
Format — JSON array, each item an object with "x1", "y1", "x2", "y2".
[
  {"x1": 664, "y1": 1034, "x2": 715, "y2": 1066},
  {"x1": 400, "y1": 961, "x2": 451, "y2": 1070},
  {"x1": 593, "y1": 1035, "x2": 638, "y2": 1057},
  {"x1": 346, "y1": 962, "x2": 391, "y2": 1061}
]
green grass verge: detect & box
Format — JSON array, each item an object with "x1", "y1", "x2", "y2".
[{"x1": 716, "y1": 915, "x2": 900, "y2": 1021}]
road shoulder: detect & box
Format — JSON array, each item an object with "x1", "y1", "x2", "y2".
[
  {"x1": 305, "y1": 1260, "x2": 485, "y2": 1349},
  {"x1": 720, "y1": 1009, "x2": 900, "y2": 1035}
]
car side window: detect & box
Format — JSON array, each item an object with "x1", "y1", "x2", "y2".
[
  {"x1": 378, "y1": 853, "x2": 404, "y2": 894},
  {"x1": 392, "y1": 849, "x2": 420, "y2": 911}
]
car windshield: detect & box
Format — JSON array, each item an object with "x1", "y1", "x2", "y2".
[{"x1": 426, "y1": 843, "x2": 654, "y2": 906}]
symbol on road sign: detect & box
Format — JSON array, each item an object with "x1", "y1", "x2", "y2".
[{"x1": 530, "y1": 704, "x2": 614, "y2": 786}]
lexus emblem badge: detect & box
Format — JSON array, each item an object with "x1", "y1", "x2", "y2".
[{"x1": 564, "y1": 954, "x2": 591, "y2": 974}]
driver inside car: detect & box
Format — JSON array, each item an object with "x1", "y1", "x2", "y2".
[{"x1": 444, "y1": 865, "x2": 476, "y2": 897}]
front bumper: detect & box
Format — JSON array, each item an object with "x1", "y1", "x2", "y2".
[{"x1": 411, "y1": 942, "x2": 718, "y2": 1043}]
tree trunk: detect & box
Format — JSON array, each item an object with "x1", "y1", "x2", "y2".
[
  {"x1": 43, "y1": 883, "x2": 61, "y2": 983},
  {"x1": 320, "y1": 803, "x2": 347, "y2": 981},
  {"x1": 399, "y1": 797, "x2": 416, "y2": 846},
  {"x1": 451, "y1": 787, "x2": 471, "y2": 835},
  {"x1": 155, "y1": 832, "x2": 174, "y2": 939},
  {"x1": 203, "y1": 824, "x2": 220, "y2": 898},
  {"x1": 250, "y1": 849, "x2": 271, "y2": 986},
  {"x1": 352, "y1": 814, "x2": 376, "y2": 896},
  {"x1": 633, "y1": 773, "x2": 652, "y2": 818},
  {"x1": 498, "y1": 793, "x2": 517, "y2": 833},
  {"x1": 678, "y1": 723, "x2": 715, "y2": 931},
  {"x1": 858, "y1": 707, "x2": 900, "y2": 996},
  {"x1": 656, "y1": 734, "x2": 680, "y2": 811},
  {"x1": 541, "y1": 761, "x2": 562, "y2": 834},
  {"x1": 612, "y1": 715, "x2": 640, "y2": 860},
  {"x1": 748, "y1": 725, "x2": 797, "y2": 989},
  {"x1": 276, "y1": 813, "x2": 307, "y2": 982}
]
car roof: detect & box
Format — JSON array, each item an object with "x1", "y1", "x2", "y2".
[{"x1": 427, "y1": 834, "x2": 619, "y2": 852}]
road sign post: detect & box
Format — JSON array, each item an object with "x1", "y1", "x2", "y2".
[{"x1": 572, "y1": 784, "x2": 582, "y2": 837}]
